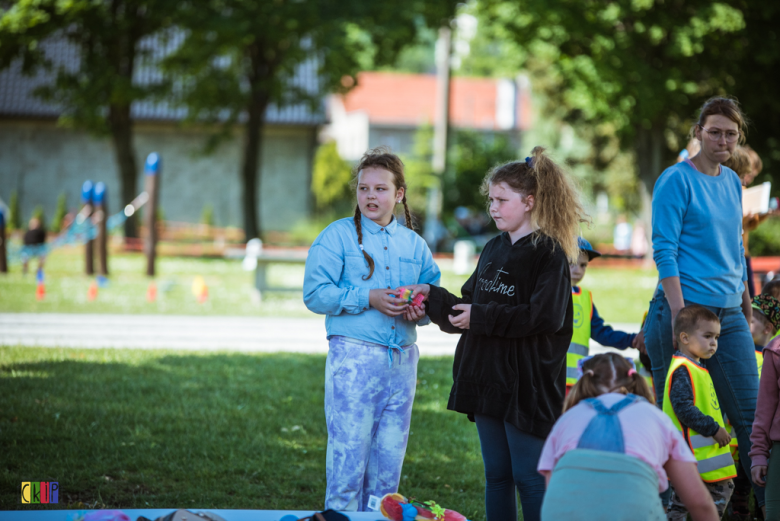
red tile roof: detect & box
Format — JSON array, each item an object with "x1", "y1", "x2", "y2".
[{"x1": 340, "y1": 71, "x2": 529, "y2": 131}]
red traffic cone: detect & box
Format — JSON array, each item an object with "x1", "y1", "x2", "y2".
[
  {"x1": 197, "y1": 285, "x2": 208, "y2": 304},
  {"x1": 147, "y1": 282, "x2": 157, "y2": 302},
  {"x1": 36, "y1": 283, "x2": 45, "y2": 301},
  {"x1": 87, "y1": 281, "x2": 98, "y2": 301}
]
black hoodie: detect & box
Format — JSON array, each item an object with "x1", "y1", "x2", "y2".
[{"x1": 427, "y1": 231, "x2": 573, "y2": 439}]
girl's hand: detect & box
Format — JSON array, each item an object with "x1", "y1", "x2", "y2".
[
  {"x1": 752, "y1": 465, "x2": 768, "y2": 487},
  {"x1": 449, "y1": 304, "x2": 471, "y2": 329},
  {"x1": 403, "y1": 304, "x2": 426, "y2": 322},
  {"x1": 369, "y1": 289, "x2": 408, "y2": 317},
  {"x1": 398, "y1": 284, "x2": 431, "y2": 301}
]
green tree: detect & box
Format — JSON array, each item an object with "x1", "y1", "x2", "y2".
[
  {"x1": 51, "y1": 192, "x2": 67, "y2": 232},
  {"x1": 0, "y1": 0, "x2": 178, "y2": 239},
  {"x1": 445, "y1": 130, "x2": 517, "y2": 218},
  {"x1": 8, "y1": 191, "x2": 20, "y2": 231},
  {"x1": 162, "y1": 0, "x2": 458, "y2": 239},
  {"x1": 479, "y1": 0, "x2": 751, "y2": 229},
  {"x1": 311, "y1": 141, "x2": 353, "y2": 214}
]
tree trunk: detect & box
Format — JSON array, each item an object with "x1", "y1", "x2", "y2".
[
  {"x1": 634, "y1": 123, "x2": 667, "y2": 265},
  {"x1": 108, "y1": 103, "x2": 139, "y2": 240},
  {"x1": 241, "y1": 43, "x2": 275, "y2": 241},
  {"x1": 241, "y1": 98, "x2": 267, "y2": 240}
]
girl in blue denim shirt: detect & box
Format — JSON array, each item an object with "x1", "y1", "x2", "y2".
[{"x1": 303, "y1": 148, "x2": 440, "y2": 512}]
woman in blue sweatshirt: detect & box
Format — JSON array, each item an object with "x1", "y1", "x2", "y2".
[{"x1": 643, "y1": 96, "x2": 763, "y2": 510}]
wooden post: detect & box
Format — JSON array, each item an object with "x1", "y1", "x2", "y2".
[
  {"x1": 82, "y1": 180, "x2": 95, "y2": 275},
  {"x1": 94, "y1": 182, "x2": 109, "y2": 276},
  {"x1": 424, "y1": 24, "x2": 452, "y2": 252},
  {"x1": 143, "y1": 153, "x2": 160, "y2": 277},
  {"x1": 0, "y1": 210, "x2": 7, "y2": 273}
]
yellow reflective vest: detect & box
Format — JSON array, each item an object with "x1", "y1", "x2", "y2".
[
  {"x1": 567, "y1": 287, "x2": 592, "y2": 386},
  {"x1": 662, "y1": 355, "x2": 737, "y2": 482}
]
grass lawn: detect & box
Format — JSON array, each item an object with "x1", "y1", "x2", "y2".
[
  {"x1": 0, "y1": 246, "x2": 658, "y2": 323},
  {"x1": 0, "y1": 347, "x2": 487, "y2": 517}
]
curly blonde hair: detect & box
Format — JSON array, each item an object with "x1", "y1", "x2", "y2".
[{"x1": 480, "y1": 146, "x2": 588, "y2": 261}]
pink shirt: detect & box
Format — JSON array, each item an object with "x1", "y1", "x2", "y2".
[
  {"x1": 749, "y1": 338, "x2": 780, "y2": 468},
  {"x1": 538, "y1": 393, "x2": 696, "y2": 492}
]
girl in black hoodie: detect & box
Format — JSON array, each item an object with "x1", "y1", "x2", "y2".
[{"x1": 403, "y1": 147, "x2": 587, "y2": 521}]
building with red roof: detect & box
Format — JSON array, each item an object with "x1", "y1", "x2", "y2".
[{"x1": 325, "y1": 71, "x2": 532, "y2": 160}]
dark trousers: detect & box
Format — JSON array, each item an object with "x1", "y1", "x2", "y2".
[{"x1": 475, "y1": 414, "x2": 546, "y2": 521}]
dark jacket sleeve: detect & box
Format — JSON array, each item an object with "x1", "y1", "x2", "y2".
[
  {"x1": 669, "y1": 366, "x2": 720, "y2": 437},
  {"x1": 426, "y1": 271, "x2": 475, "y2": 334},
  {"x1": 469, "y1": 248, "x2": 571, "y2": 339},
  {"x1": 590, "y1": 303, "x2": 637, "y2": 349}
]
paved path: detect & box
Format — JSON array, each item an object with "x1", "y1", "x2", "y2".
[{"x1": 0, "y1": 313, "x2": 642, "y2": 358}]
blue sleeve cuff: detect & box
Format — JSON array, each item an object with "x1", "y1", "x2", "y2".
[
  {"x1": 657, "y1": 263, "x2": 680, "y2": 280},
  {"x1": 359, "y1": 288, "x2": 370, "y2": 312}
]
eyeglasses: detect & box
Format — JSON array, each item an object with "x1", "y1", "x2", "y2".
[{"x1": 699, "y1": 126, "x2": 740, "y2": 143}]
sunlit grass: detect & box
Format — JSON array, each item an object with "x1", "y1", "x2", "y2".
[
  {"x1": 0, "y1": 246, "x2": 656, "y2": 324},
  {"x1": 0, "y1": 347, "x2": 487, "y2": 518}
]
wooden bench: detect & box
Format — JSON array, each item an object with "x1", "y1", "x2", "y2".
[{"x1": 253, "y1": 250, "x2": 309, "y2": 296}]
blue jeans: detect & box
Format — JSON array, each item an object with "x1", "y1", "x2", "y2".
[
  {"x1": 643, "y1": 287, "x2": 764, "y2": 506},
  {"x1": 475, "y1": 415, "x2": 546, "y2": 521}
]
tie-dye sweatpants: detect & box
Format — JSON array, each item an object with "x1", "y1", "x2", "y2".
[{"x1": 324, "y1": 335, "x2": 419, "y2": 511}]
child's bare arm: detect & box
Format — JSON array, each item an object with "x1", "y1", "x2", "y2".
[{"x1": 664, "y1": 459, "x2": 718, "y2": 520}]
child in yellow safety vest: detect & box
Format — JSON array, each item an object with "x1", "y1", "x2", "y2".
[
  {"x1": 567, "y1": 237, "x2": 638, "y2": 388},
  {"x1": 663, "y1": 304, "x2": 736, "y2": 520}
]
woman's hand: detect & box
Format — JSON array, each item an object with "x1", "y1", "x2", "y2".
[
  {"x1": 369, "y1": 289, "x2": 408, "y2": 317},
  {"x1": 403, "y1": 304, "x2": 427, "y2": 322},
  {"x1": 449, "y1": 304, "x2": 471, "y2": 329}
]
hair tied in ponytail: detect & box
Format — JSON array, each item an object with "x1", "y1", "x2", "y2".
[
  {"x1": 627, "y1": 369, "x2": 636, "y2": 377},
  {"x1": 584, "y1": 369, "x2": 594, "y2": 377},
  {"x1": 525, "y1": 156, "x2": 534, "y2": 168}
]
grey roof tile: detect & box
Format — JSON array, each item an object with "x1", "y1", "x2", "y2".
[{"x1": 0, "y1": 33, "x2": 326, "y2": 125}]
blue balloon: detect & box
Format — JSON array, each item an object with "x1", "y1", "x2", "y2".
[
  {"x1": 93, "y1": 182, "x2": 106, "y2": 205},
  {"x1": 145, "y1": 152, "x2": 161, "y2": 176},
  {"x1": 81, "y1": 180, "x2": 94, "y2": 204}
]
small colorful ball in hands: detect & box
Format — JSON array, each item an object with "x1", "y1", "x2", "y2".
[{"x1": 395, "y1": 287, "x2": 425, "y2": 307}]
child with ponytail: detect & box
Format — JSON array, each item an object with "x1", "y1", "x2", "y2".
[
  {"x1": 303, "y1": 147, "x2": 440, "y2": 511},
  {"x1": 404, "y1": 147, "x2": 587, "y2": 521},
  {"x1": 538, "y1": 353, "x2": 717, "y2": 520}
]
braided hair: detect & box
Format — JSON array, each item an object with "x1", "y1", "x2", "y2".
[{"x1": 353, "y1": 147, "x2": 414, "y2": 280}]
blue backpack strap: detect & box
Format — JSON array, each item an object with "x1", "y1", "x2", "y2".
[{"x1": 576, "y1": 394, "x2": 643, "y2": 453}]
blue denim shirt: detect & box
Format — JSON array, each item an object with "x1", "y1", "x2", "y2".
[{"x1": 303, "y1": 215, "x2": 441, "y2": 350}]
